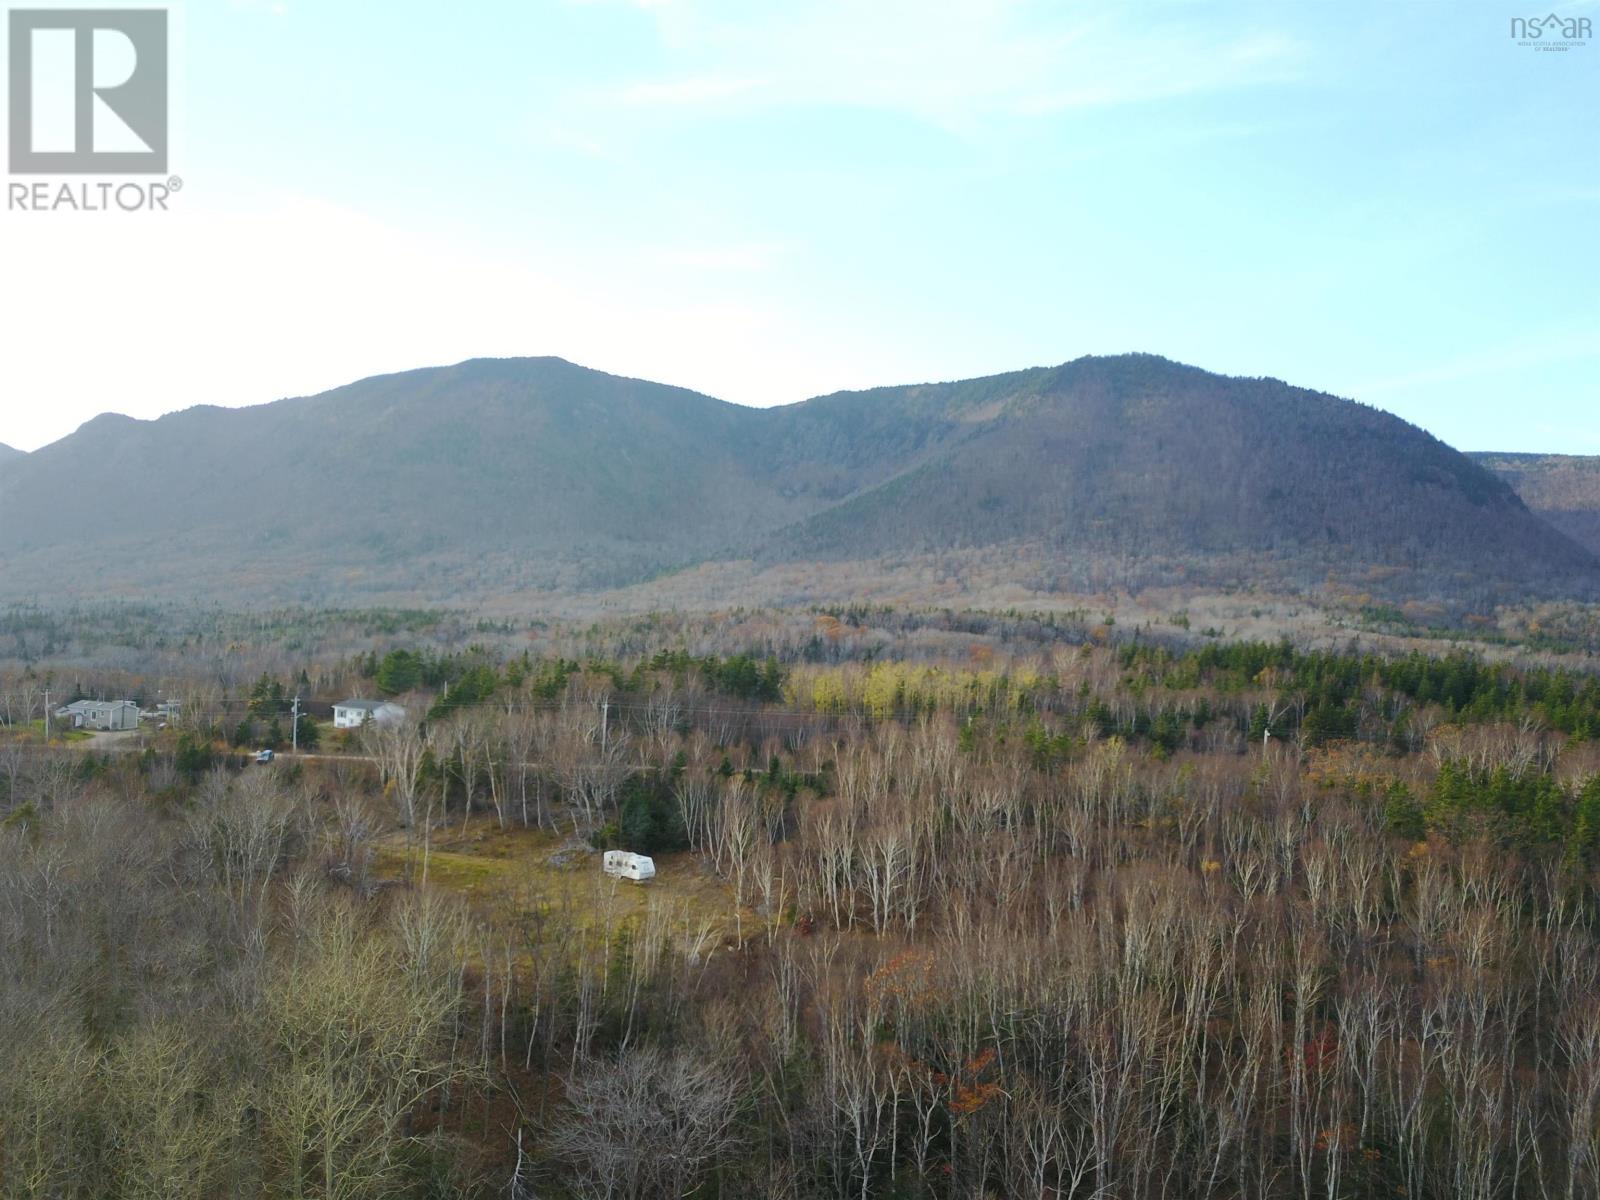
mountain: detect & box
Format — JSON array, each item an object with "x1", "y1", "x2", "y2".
[
  {"x1": 1472, "y1": 452, "x2": 1600, "y2": 559},
  {"x1": 760, "y1": 359, "x2": 1590, "y2": 578},
  {"x1": 0, "y1": 359, "x2": 797, "y2": 594},
  {"x1": 0, "y1": 355, "x2": 1593, "y2": 605}
]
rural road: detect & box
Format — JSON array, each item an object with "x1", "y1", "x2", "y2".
[{"x1": 4, "y1": 731, "x2": 382, "y2": 765}]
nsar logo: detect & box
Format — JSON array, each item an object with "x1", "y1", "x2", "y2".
[{"x1": 1510, "y1": 12, "x2": 1591, "y2": 50}]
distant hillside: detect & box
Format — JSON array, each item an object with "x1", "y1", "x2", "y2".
[
  {"x1": 0, "y1": 355, "x2": 1593, "y2": 604},
  {"x1": 0, "y1": 359, "x2": 795, "y2": 594},
  {"x1": 767, "y1": 358, "x2": 1587, "y2": 581},
  {"x1": 1472, "y1": 452, "x2": 1600, "y2": 558}
]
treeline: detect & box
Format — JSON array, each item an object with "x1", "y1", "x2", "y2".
[
  {"x1": 1138, "y1": 640, "x2": 1600, "y2": 739},
  {"x1": 353, "y1": 646, "x2": 787, "y2": 712}
]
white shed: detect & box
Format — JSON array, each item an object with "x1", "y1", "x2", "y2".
[{"x1": 602, "y1": 851, "x2": 656, "y2": 882}]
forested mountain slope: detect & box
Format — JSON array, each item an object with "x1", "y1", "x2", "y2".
[
  {"x1": 1472, "y1": 451, "x2": 1600, "y2": 559},
  {"x1": 770, "y1": 357, "x2": 1589, "y2": 578},
  {"x1": 0, "y1": 354, "x2": 1592, "y2": 602}
]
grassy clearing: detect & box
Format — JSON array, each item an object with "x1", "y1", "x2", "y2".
[
  {"x1": 1, "y1": 719, "x2": 93, "y2": 744},
  {"x1": 373, "y1": 819, "x2": 756, "y2": 949}
]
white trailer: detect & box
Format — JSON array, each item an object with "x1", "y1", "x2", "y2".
[{"x1": 602, "y1": 850, "x2": 656, "y2": 882}]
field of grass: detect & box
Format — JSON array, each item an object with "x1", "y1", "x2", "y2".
[
  {"x1": 372, "y1": 819, "x2": 760, "y2": 954},
  {"x1": 8, "y1": 718, "x2": 93, "y2": 743}
]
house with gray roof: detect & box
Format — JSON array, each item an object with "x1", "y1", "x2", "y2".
[
  {"x1": 54, "y1": 699, "x2": 140, "y2": 731},
  {"x1": 332, "y1": 698, "x2": 407, "y2": 729}
]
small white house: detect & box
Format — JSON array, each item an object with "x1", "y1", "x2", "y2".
[
  {"x1": 332, "y1": 698, "x2": 407, "y2": 729},
  {"x1": 602, "y1": 851, "x2": 656, "y2": 882}
]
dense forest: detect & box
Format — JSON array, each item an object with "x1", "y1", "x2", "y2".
[{"x1": 5, "y1": 606, "x2": 1600, "y2": 1196}]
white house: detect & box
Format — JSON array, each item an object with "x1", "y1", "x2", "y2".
[
  {"x1": 54, "y1": 699, "x2": 140, "y2": 731},
  {"x1": 602, "y1": 851, "x2": 656, "y2": 882},
  {"x1": 332, "y1": 698, "x2": 407, "y2": 729}
]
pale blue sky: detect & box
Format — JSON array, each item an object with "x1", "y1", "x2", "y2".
[{"x1": 1, "y1": 0, "x2": 1595, "y2": 452}]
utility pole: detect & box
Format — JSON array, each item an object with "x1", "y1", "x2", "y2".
[
  {"x1": 600, "y1": 698, "x2": 609, "y2": 754},
  {"x1": 43, "y1": 688, "x2": 49, "y2": 742},
  {"x1": 291, "y1": 695, "x2": 300, "y2": 754}
]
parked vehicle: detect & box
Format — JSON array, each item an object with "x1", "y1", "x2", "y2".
[
  {"x1": 254, "y1": 749, "x2": 275, "y2": 764},
  {"x1": 602, "y1": 850, "x2": 656, "y2": 882}
]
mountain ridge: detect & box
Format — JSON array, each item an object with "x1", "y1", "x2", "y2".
[{"x1": 1, "y1": 354, "x2": 1593, "y2": 604}]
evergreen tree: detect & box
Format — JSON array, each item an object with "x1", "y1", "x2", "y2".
[
  {"x1": 174, "y1": 734, "x2": 214, "y2": 781},
  {"x1": 1247, "y1": 704, "x2": 1271, "y2": 743},
  {"x1": 1383, "y1": 783, "x2": 1426, "y2": 840},
  {"x1": 248, "y1": 674, "x2": 285, "y2": 718},
  {"x1": 376, "y1": 649, "x2": 422, "y2": 695}
]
